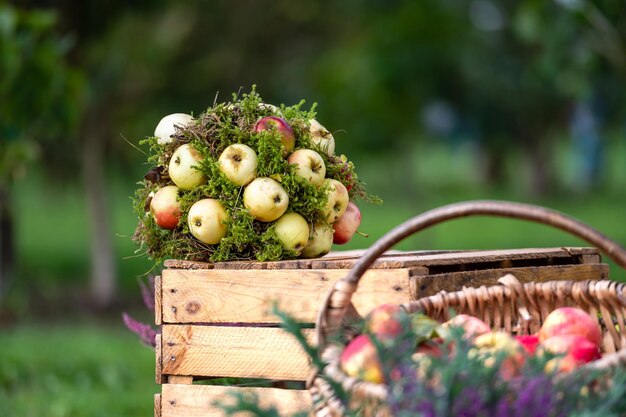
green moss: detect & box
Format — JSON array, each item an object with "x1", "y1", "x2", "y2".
[{"x1": 132, "y1": 86, "x2": 380, "y2": 263}]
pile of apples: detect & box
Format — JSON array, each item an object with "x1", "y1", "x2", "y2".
[
  {"x1": 340, "y1": 304, "x2": 604, "y2": 384},
  {"x1": 145, "y1": 104, "x2": 365, "y2": 261}
]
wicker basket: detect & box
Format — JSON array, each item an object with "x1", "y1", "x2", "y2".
[{"x1": 309, "y1": 200, "x2": 626, "y2": 417}]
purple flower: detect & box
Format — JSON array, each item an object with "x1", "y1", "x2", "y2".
[{"x1": 122, "y1": 312, "x2": 159, "y2": 348}]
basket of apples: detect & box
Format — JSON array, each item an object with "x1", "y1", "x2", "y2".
[
  {"x1": 132, "y1": 88, "x2": 377, "y2": 263},
  {"x1": 309, "y1": 200, "x2": 626, "y2": 417}
]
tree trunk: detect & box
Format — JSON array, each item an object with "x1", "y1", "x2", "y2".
[
  {"x1": 81, "y1": 106, "x2": 116, "y2": 308},
  {"x1": 0, "y1": 184, "x2": 15, "y2": 300}
]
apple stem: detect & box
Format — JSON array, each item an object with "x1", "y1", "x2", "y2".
[{"x1": 356, "y1": 230, "x2": 369, "y2": 238}]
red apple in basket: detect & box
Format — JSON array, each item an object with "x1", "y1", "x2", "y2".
[
  {"x1": 150, "y1": 185, "x2": 181, "y2": 229},
  {"x1": 254, "y1": 116, "x2": 295, "y2": 157},
  {"x1": 365, "y1": 304, "x2": 407, "y2": 344},
  {"x1": 539, "y1": 334, "x2": 601, "y2": 373},
  {"x1": 443, "y1": 314, "x2": 490, "y2": 340},
  {"x1": 340, "y1": 334, "x2": 384, "y2": 384},
  {"x1": 515, "y1": 334, "x2": 540, "y2": 355},
  {"x1": 538, "y1": 307, "x2": 602, "y2": 347},
  {"x1": 333, "y1": 202, "x2": 362, "y2": 245}
]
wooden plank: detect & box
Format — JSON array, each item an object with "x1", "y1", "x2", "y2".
[
  {"x1": 155, "y1": 393, "x2": 162, "y2": 417},
  {"x1": 155, "y1": 275, "x2": 163, "y2": 326},
  {"x1": 169, "y1": 376, "x2": 193, "y2": 384},
  {"x1": 160, "y1": 384, "x2": 311, "y2": 417},
  {"x1": 411, "y1": 263, "x2": 609, "y2": 299},
  {"x1": 161, "y1": 268, "x2": 423, "y2": 324},
  {"x1": 164, "y1": 247, "x2": 599, "y2": 271},
  {"x1": 161, "y1": 325, "x2": 314, "y2": 380},
  {"x1": 156, "y1": 333, "x2": 165, "y2": 384}
]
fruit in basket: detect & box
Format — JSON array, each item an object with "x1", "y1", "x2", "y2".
[
  {"x1": 309, "y1": 119, "x2": 335, "y2": 156},
  {"x1": 287, "y1": 149, "x2": 326, "y2": 187},
  {"x1": 333, "y1": 201, "x2": 362, "y2": 244},
  {"x1": 218, "y1": 144, "x2": 258, "y2": 186},
  {"x1": 149, "y1": 185, "x2": 181, "y2": 229},
  {"x1": 323, "y1": 179, "x2": 349, "y2": 223},
  {"x1": 187, "y1": 198, "x2": 229, "y2": 245},
  {"x1": 539, "y1": 334, "x2": 601, "y2": 373},
  {"x1": 168, "y1": 144, "x2": 206, "y2": 190},
  {"x1": 254, "y1": 116, "x2": 296, "y2": 156},
  {"x1": 154, "y1": 113, "x2": 193, "y2": 145},
  {"x1": 365, "y1": 304, "x2": 407, "y2": 343},
  {"x1": 274, "y1": 212, "x2": 310, "y2": 254},
  {"x1": 340, "y1": 334, "x2": 384, "y2": 384},
  {"x1": 300, "y1": 221, "x2": 333, "y2": 258},
  {"x1": 442, "y1": 314, "x2": 490, "y2": 340},
  {"x1": 243, "y1": 177, "x2": 289, "y2": 222},
  {"x1": 472, "y1": 331, "x2": 525, "y2": 379},
  {"x1": 538, "y1": 307, "x2": 602, "y2": 347}
]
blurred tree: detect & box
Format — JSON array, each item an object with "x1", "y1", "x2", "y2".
[{"x1": 0, "y1": 4, "x2": 81, "y2": 300}]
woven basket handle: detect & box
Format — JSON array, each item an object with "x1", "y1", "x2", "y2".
[{"x1": 316, "y1": 199, "x2": 626, "y2": 348}]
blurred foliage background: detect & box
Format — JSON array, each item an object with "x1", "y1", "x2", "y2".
[{"x1": 1, "y1": 0, "x2": 626, "y2": 416}]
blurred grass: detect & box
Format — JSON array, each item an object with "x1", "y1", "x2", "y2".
[{"x1": 0, "y1": 322, "x2": 155, "y2": 417}]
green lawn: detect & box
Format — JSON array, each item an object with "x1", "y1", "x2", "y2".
[{"x1": 0, "y1": 323, "x2": 156, "y2": 417}]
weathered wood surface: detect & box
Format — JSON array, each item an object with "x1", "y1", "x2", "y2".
[
  {"x1": 159, "y1": 384, "x2": 311, "y2": 417},
  {"x1": 164, "y1": 247, "x2": 599, "y2": 271},
  {"x1": 155, "y1": 275, "x2": 163, "y2": 326},
  {"x1": 161, "y1": 325, "x2": 315, "y2": 380},
  {"x1": 411, "y1": 263, "x2": 609, "y2": 299},
  {"x1": 154, "y1": 394, "x2": 162, "y2": 417},
  {"x1": 161, "y1": 268, "x2": 424, "y2": 324},
  {"x1": 156, "y1": 333, "x2": 165, "y2": 384}
]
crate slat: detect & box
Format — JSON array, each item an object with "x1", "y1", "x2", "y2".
[
  {"x1": 160, "y1": 384, "x2": 311, "y2": 417},
  {"x1": 162, "y1": 325, "x2": 314, "y2": 380},
  {"x1": 161, "y1": 268, "x2": 423, "y2": 324},
  {"x1": 411, "y1": 263, "x2": 609, "y2": 298}
]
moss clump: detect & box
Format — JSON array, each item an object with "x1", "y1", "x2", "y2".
[{"x1": 132, "y1": 86, "x2": 380, "y2": 264}]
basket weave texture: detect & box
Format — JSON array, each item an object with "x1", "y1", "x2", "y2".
[{"x1": 309, "y1": 200, "x2": 626, "y2": 417}]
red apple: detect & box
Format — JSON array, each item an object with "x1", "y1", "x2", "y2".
[
  {"x1": 365, "y1": 304, "x2": 407, "y2": 343},
  {"x1": 538, "y1": 307, "x2": 602, "y2": 347},
  {"x1": 443, "y1": 314, "x2": 490, "y2": 340},
  {"x1": 150, "y1": 185, "x2": 181, "y2": 229},
  {"x1": 539, "y1": 334, "x2": 601, "y2": 373},
  {"x1": 340, "y1": 334, "x2": 384, "y2": 384},
  {"x1": 333, "y1": 201, "x2": 362, "y2": 245},
  {"x1": 254, "y1": 116, "x2": 295, "y2": 156},
  {"x1": 515, "y1": 334, "x2": 540, "y2": 355}
]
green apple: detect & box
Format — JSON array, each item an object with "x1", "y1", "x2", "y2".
[
  {"x1": 187, "y1": 198, "x2": 229, "y2": 245},
  {"x1": 309, "y1": 119, "x2": 335, "y2": 156},
  {"x1": 274, "y1": 212, "x2": 310, "y2": 254},
  {"x1": 323, "y1": 179, "x2": 349, "y2": 223},
  {"x1": 300, "y1": 221, "x2": 333, "y2": 258},
  {"x1": 243, "y1": 177, "x2": 289, "y2": 222},
  {"x1": 287, "y1": 149, "x2": 326, "y2": 187},
  {"x1": 168, "y1": 144, "x2": 206, "y2": 190},
  {"x1": 218, "y1": 144, "x2": 258, "y2": 186},
  {"x1": 154, "y1": 113, "x2": 193, "y2": 145}
]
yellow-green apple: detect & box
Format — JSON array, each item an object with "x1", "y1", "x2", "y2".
[
  {"x1": 333, "y1": 201, "x2": 362, "y2": 244},
  {"x1": 273, "y1": 212, "x2": 309, "y2": 254},
  {"x1": 168, "y1": 144, "x2": 206, "y2": 190},
  {"x1": 218, "y1": 144, "x2": 258, "y2": 186},
  {"x1": 472, "y1": 331, "x2": 525, "y2": 380},
  {"x1": 187, "y1": 198, "x2": 229, "y2": 245},
  {"x1": 365, "y1": 304, "x2": 407, "y2": 344},
  {"x1": 538, "y1": 307, "x2": 602, "y2": 347},
  {"x1": 258, "y1": 102, "x2": 282, "y2": 115},
  {"x1": 309, "y1": 119, "x2": 335, "y2": 156},
  {"x1": 340, "y1": 334, "x2": 384, "y2": 384},
  {"x1": 287, "y1": 149, "x2": 326, "y2": 187},
  {"x1": 515, "y1": 334, "x2": 540, "y2": 355},
  {"x1": 323, "y1": 179, "x2": 349, "y2": 223},
  {"x1": 149, "y1": 185, "x2": 181, "y2": 229},
  {"x1": 154, "y1": 113, "x2": 193, "y2": 145},
  {"x1": 443, "y1": 314, "x2": 490, "y2": 340},
  {"x1": 243, "y1": 177, "x2": 289, "y2": 222},
  {"x1": 539, "y1": 334, "x2": 601, "y2": 373},
  {"x1": 300, "y1": 221, "x2": 333, "y2": 258},
  {"x1": 254, "y1": 116, "x2": 295, "y2": 157}
]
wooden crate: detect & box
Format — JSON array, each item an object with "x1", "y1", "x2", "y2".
[{"x1": 153, "y1": 247, "x2": 608, "y2": 417}]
